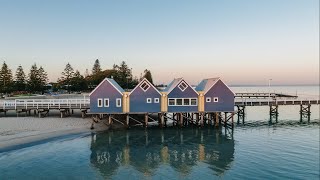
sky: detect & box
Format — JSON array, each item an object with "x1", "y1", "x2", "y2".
[{"x1": 0, "y1": 0, "x2": 319, "y2": 85}]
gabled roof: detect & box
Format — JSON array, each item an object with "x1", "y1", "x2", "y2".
[
  {"x1": 196, "y1": 77, "x2": 235, "y2": 95},
  {"x1": 89, "y1": 78, "x2": 125, "y2": 96},
  {"x1": 163, "y1": 78, "x2": 199, "y2": 95},
  {"x1": 129, "y1": 78, "x2": 162, "y2": 95}
]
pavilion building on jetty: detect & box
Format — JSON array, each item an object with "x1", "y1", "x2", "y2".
[{"x1": 89, "y1": 77, "x2": 235, "y2": 128}]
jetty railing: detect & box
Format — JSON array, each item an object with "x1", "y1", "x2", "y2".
[{"x1": 0, "y1": 99, "x2": 90, "y2": 110}]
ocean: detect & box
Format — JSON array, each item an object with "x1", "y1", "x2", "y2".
[{"x1": 0, "y1": 85, "x2": 319, "y2": 179}]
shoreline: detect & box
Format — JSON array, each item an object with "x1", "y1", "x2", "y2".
[{"x1": 0, "y1": 116, "x2": 109, "y2": 152}]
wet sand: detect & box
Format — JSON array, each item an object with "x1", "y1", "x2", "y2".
[{"x1": 0, "y1": 114, "x2": 109, "y2": 151}]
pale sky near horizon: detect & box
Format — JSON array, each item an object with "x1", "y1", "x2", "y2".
[{"x1": 0, "y1": 0, "x2": 319, "y2": 85}]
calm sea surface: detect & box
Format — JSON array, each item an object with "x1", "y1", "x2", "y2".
[{"x1": 0, "y1": 86, "x2": 319, "y2": 179}]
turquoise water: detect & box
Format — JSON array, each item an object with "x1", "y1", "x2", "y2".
[
  {"x1": 0, "y1": 124, "x2": 319, "y2": 180},
  {"x1": 0, "y1": 85, "x2": 319, "y2": 179}
]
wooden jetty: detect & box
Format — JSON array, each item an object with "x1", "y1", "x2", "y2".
[
  {"x1": 235, "y1": 92, "x2": 298, "y2": 98},
  {"x1": 0, "y1": 96, "x2": 318, "y2": 129},
  {"x1": 0, "y1": 75, "x2": 317, "y2": 129},
  {"x1": 0, "y1": 99, "x2": 89, "y2": 118}
]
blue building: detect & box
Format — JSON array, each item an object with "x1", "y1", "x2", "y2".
[
  {"x1": 89, "y1": 78, "x2": 124, "y2": 114},
  {"x1": 196, "y1": 78, "x2": 234, "y2": 112},
  {"x1": 129, "y1": 78, "x2": 162, "y2": 113},
  {"x1": 163, "y1": 78, "x2": 199, "y2": 112}
]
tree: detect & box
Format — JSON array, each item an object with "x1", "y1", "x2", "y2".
[
  {"x1": 27, "y1": 63, "x2": 40, "y2": 93},
  {"x1": 70, "y1": 70, "x2": 87, "y2": 92},
  {"x1": 15, "y1": 65, "x2": 26, "y2": 91},
  {"x1": 111, "y1": 61, "x2": 137, "y2": 89},
  {"x1": 26, "y1": 64, "x2": 48, "y2": 94},
  {"x1": 0, "y1": 62, "x2": 13, "y2": 93},
  {"x1": 142, "y1": 69, "x2": 153, "y2": 85},
  {"x1": 60, "y1": 63, "x2": 74, "y2": 94},
  {"x1": 38, "y1": 66, "x2": 48, "y2": 94},
  {"x1": 92, "y1": 59, "x2": 101, "y2": 75}
]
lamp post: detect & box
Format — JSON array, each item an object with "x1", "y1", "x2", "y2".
[{"x1": 268, "y1": 79, "x2": 272, "y2": 103}]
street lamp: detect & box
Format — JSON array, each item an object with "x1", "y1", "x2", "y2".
[{"x1": 268, "y1": 79, "x2": 272, "y2": 103}]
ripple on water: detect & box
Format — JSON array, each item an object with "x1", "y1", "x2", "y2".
[{"x1": 0, "y1": 124, "x2": 319, "y2": 180}]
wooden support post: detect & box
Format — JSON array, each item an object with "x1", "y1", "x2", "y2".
[
  {"x1": 108, "y1": 115, "x2": 112, "y2": 125},
  {"x1": 126, "y1": 114, "x2": 130, "y2": 129},
  {"x1": 231, "y1": 112, "x2": 234, "y2": 128},
  {"x1": 81, "y1": 110, "x2": 86, "y2": 118},
  {"x1": 144, "y1": 114, "x2": 148, "y2": 128},
  {"x1": 180, "y1": 113, "x2": 183, "y2": 128},
  {"x1": 164, "y1": 113, "x2": 167, "y2": 127},
  {"x1": 215, "y1": 112, "x2": 219, "y2": 127},
  {"x1": 200, "y1": 113, "x2": 204, "y2": 127},
  {"x1": 224, "y1": 112, "x2": 227, "y2": 127},
  {"x1": 196, "y1": 113, "x2": 200, "y2": 126},
  {"x1": 160, "y1": 113, "x2": 164, "y2": 128},
  {"x1": 300, "y1": 104, "x2": 311, "y2": 122}
]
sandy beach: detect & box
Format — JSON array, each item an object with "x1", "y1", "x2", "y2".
[{"x1": 0, "y1": 116, "x2": 109, "y2": 151}]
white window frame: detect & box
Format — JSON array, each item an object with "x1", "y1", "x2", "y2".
[
  {"x1": 168, "y1": 98, "x2": 175, "y2": 106},
  {"x1": 206, "y1": 97, "x2": 211, "y2": 103},
  {"x1": 140, "y1": 81, "x2": 150, "y2": 92},
  {"x1": 213, "y1": 97, "x2": 219, "y2": 102},
  {"x1": 154, "y1": 98, "x2": 159, "y2": 103},
  {"x1": 191, "y1": 98, "x2": 198, "y2": 106},
  {"x1": 183, "y1": 98, "x2": 190, "y2": 105},
  {"x1": 176, "y1": 98, "x2": 183, "y2": 105},
  {"x1": 178, "y1": 82, "x2": 188, "y2": 92},
  {"x1": 147, "y1": 98, "x2": 152, "y2": 103},
  {"x1": 116, "y1": 98, "x2": 122, "y2": 107},
  {"x1": 97, "y1": 98, "x2": 103, "y2": 107},
  {"x1": 168, "y1": 98, "x2": 198, "y2": 106},
  {"x1": 104, "y1": 98, "x2": 109, "y2": 107}
]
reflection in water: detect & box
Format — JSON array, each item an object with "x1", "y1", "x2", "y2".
[{"x1": 90, "y1": 128, "x2": 235, "y2": 178}]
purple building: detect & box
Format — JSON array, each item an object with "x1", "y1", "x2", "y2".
[
  {"x1": 129, "y1": 78, "x2": 162, "y2": 113},
  {"x1": 196, "y1": 78, "x2": 235, "y2": 112},
  {"x1": 164, "y1": 78, "x2": 199, "y2": 112},
  {"x1": 89, "y1": 78, "x2": 124, "y2": 114}
]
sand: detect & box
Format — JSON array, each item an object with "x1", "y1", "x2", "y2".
[{"x1": 0, "y1": 116, "x2": 109, "y2": 151}]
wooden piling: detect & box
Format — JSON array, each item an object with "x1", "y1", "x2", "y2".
[
  {"x1": 215, "y1": 112, "x2": 219, "y2": 127},
  {"x1": 108, "y1": 115, "x2": 112, "y2": 125},
  {"x1": 126, "y1": 114, "x2": 129, "y2": 128},
  {"x1": 145, "y1": 114, "x2": 148, "y2": 128},
  {"x1": 180, "y1": 113, "x2": 183, "y2": 128}
]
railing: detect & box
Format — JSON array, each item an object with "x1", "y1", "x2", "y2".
[{"x1": 0, "y1": 99, "x2": 90, "y2": 110}]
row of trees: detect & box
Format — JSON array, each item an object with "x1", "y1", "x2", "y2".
[
  {"x1": 0, "y1": 59, "x2": 154, "y2": 94},
  {"x1": 0, "y1": 62, "x2": 48, "y2": 94}
]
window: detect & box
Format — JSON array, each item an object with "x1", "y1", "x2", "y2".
[
  {"x1": 168, "y1": 98, "x2": 198, "y2": 106},
  {"x1": 140, "y1": 81, "x2": 150, "y2": 92},
  {"x1": 178, "y1": 82, "x2": 188, "y2": 91},
  {"x1": 213, "y1": 97, "x2": 219, "y2": 102},
  {"x1": 206, "y1": 97, "x2": 211, "y2": 103},
  {"x1": 147, "y1": 98, "x2": 152, "y2": 103},
  {"x1": 154, "y1": 98, "x2": 159, "y2": 103},
  {"x1": 168, "y1": 99, "x2": 175, "y2": 106},
  {"x1": 97, "y1": 98, "x2": 103, "y2": 107},
  {"x1": 191, "y1": 99, "x2": 197, "y2": 106},
  {"x1": 176, "y1": 99, "x2": 183, "y2": 105},
  {"x1": 116, "y1": 98, "x2": 121, "y2": 107},
  {"x1": 104, "y1": 98, "x2": 109, "y2": 107},
  {"x1": 183, "y1": 99, "x2": 190, "y2": 105}
]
